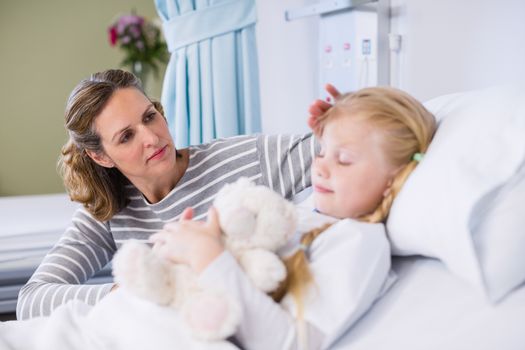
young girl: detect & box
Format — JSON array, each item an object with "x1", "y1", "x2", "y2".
[{"x1": 148, "y1": 86, "x2": 437, "y2": 349}]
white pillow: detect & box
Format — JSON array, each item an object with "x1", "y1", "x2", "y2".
[
  {"x1": 387, "y1": 85, "x2": 525, "y2": 302},
  {"x1": 470, "y1": 161, "x2": 525, "y2": 301}
]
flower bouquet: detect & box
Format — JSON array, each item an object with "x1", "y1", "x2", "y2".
[{"x1": 108, "y1": 13, "x2": 169, "y2": 88}]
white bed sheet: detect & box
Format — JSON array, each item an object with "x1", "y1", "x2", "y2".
[
  {"x1": 0, "y1": 290, "x2": 239, "y2": 350},
  {"x1": 0, "y1": 193, "x2": 78, "y2": 237},
  {"x1": 334, "y1": 256, "x2": 525, "y2": 350}
]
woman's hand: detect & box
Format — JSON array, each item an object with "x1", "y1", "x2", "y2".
[
  {"x1": 308, "y1": 84, "x2": 341, "y2": 133},
  {"x1": 149, "y1": 207, "x2": 224, "y2": 274}
]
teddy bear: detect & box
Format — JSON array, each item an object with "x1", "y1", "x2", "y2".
[{"x1": 111, "y1": 177, "x2": 297, "y2": 341}]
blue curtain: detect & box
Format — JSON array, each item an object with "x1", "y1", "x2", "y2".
[{"x1": 155, "y1": 0, "x2": 261, "y2": 148}]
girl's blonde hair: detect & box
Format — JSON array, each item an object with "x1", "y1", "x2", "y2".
[
  {"x1": 273, "y1": 87, "x2": 437, "y2": 316},
  {"x1": 58, "y1": 69, "x2": 164, "y2": 221}
]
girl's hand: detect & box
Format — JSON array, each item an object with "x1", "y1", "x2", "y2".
[
  {"x1": 308, "y1": 84, "x2": 341, "y2": 134},
  {"x1": 149, "y1": 207, "x2": 224, "y2": 273}
]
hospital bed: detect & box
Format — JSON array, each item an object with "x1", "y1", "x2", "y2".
[
  {"x1": 0, "y1": 194, "x2": 113, "y2": 314},
  {"x1": 334, "y1": 256, "x2": 525, "y2": 349},
  {"x1": 1, "y1": 86, "x2": 524, "y2": 349}
]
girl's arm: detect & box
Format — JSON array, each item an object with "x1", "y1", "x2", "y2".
[
  {"x1": 16, "y1": 208, "x2": 117, "y2": 320},
  {"x1": 201, "y1": 220, "x2": 392, "y2": 350},
  {"x1": 299, "y1": 219, "x2": 393, "y2": 348},
  {"x1": 151, "y1": 208, "x2": 323, "y2": 349},
  {"x1": 198, "y1": 251, "x2": 325, "y2": 350},
  {"x1": 151, "y1": 212, "x2": 392, "y2": 349}
]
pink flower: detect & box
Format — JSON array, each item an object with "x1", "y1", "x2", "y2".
[
  {"x1": 107, "y1": 12, "x2": 169, "y2": 77},
  {"x1": 117, "y1": 15, "x2": 144, "y2": 35},
  {"x1": 108, "y1": 26, "x2": 118, "y2": 46},
  {"x1": 129, "y1": 25, "x2": 141, "y2": 39}
]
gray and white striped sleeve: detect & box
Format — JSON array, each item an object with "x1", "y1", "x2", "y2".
[
  {"x1": 257, "y1": 133, "x2": 319, "y2": 199},
  {"x1": 16, "y1": 208, "x2": 117, "y2": 320}
]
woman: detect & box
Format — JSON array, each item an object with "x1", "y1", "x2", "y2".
[{"x1": 16, "y1": 69, "x2": 317, "y2": 320}]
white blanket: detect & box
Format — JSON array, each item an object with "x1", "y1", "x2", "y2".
[{"x1": 0, "y1": 289, "x2": 238, "y2": 350}]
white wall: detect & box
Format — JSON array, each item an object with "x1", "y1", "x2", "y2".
[
  {"x1": 256, "y1": 0, "x2": 525, "y2": 133},
  {"x1": 390, "y1": 0, "x2": 525, "y2": 101},
  {"x1": 256, "y1": 0, "x2": 318, "y2": 134}
]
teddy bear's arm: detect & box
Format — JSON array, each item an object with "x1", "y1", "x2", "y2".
[{"x1": 236, "y1": 249, "x2": 287, "y2": 293}]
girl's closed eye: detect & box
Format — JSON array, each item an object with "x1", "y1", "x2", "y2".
[{"x1": 338, "y1": 152, "x2": 353, "y2": 165}]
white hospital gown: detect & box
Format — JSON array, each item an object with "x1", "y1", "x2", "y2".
[{"x1": 198, "y1": 206, "x2": 395, "y2": 349}]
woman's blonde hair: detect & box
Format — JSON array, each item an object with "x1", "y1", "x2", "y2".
[
  {"x1": 273, "y1": 87, "x2": 437, "y2": 316},
  {"x1": 58, "y1": 69, "x2": 164, "y2": 221}
]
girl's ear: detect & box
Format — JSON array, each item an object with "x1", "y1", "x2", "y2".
[{"x1": 85, "y1": 150, "x2": 115, "y2": 168}]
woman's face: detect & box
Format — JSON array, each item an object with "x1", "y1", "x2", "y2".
[
  {"x1": 312, "y1": 115, "x2": 400, "y2": 219},
  {"x1": 89, "y1": 87, "x2": 176, "y2": 186}
]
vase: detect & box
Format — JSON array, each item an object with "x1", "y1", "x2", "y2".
[{"x1": 131, "y1": 61, "x2": 150, "y2": 92}]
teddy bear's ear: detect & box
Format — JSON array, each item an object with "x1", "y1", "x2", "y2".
[{"x1": 229, "y1": 177, "x2": 255, "y2": 193}]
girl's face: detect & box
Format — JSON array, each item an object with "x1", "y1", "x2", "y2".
[
  {"x1": 89, "y1": 87, "x2": 176, "y2": 186},
  {"x1": 312, "y1": 115, "x2": 400, "y2": 219}
]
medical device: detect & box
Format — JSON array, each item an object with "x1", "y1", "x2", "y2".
[{"x1": 286, "y1": 0, "x2": 390, "y2": 99}]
